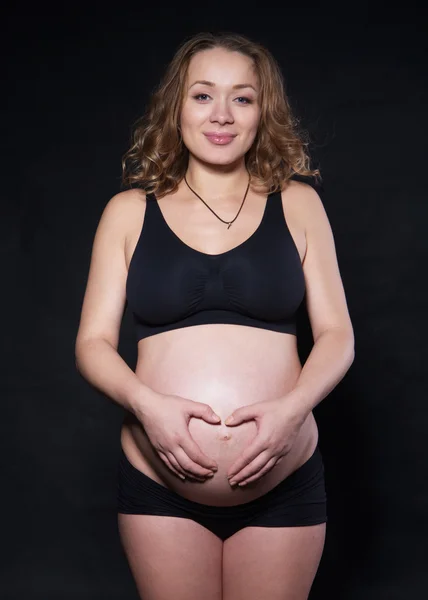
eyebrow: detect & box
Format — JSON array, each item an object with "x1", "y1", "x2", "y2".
[{"x1": 189, "y1": 80, "x2": 257, "y2": 91}]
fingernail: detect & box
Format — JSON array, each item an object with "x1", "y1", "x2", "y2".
[{"x1": 230, "y1": 480, "x2": 237, "y2": 486}]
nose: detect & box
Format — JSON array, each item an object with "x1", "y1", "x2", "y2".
[{"x1": 209, "y1": 99, "x2": 234, "y2": 125}]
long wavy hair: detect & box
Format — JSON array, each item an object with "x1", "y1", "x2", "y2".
[{"x1": 122, "y1": 31, "x2": 321, "y2": 197}]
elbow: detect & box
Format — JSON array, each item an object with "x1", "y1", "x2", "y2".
[
  {"x1": 74, "y1": 336, "x2": 95, "y2": 372},
  {"x1": 343, "y1": 328, "x2": 355, "y2": 366},
  {"x1": 338, "y1": 324, "x2": 355, "y2": 361},
  {"x1": 74, "y1": 335, "x2": 113, "y2": 371},
  {"x1": 75, "y1": 344, "x2": 84, "y2": 374},
  {"x1": 349, "y1": 342, "x2": 356, "y2": 366},
  {"x1": 323, "y1": 325, "x2": 355, "y2": 365}
]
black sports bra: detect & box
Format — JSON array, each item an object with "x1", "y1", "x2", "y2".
[{"x1": 126, "y1": 189, "x2": 306, "y2": 341}]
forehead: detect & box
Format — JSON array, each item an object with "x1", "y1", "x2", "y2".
[{"x1": 186, "y1": 48, "x2": 257, "y2": 86}]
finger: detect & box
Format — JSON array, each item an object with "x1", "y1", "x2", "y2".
[
  {"x1": 158, "y1": 449, "x2": 207, "y2": 482},
  {"x1": 229, "y1": 450, "x2": 271, "y2": 484},
  {"x1": 238, "y1": 457, "x2": 277, "y2": 486},
  {"x1": 228, "y1": 445, "x2": 269, "y2": 481},
  {"x1": 175, "y1": 445, "x2": 216, "y2": 478},
  {"x1": 179, "y1": 438, "x2": 218, "y2": 473},
  {"x1": 165, "y1": 452, "x2": 187, "y2": 476},
  {"x1": 166, "y1": 451, "x2": 208, "y2": 482},
  {"x1": 157, "y1": 450, "x2": 186, "y2": 480}
]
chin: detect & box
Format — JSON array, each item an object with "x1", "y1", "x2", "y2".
[{"x1": 195, "y1": 150, "x2": 244, "y2": 166}]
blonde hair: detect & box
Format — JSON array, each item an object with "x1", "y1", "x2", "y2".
[{"x1": 122, "y1": 31, "x2": 321, "y2": 197}]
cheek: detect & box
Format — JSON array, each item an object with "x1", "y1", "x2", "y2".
[
  {"x1": 249, "y1": 109, "x2": 261, "y2": 128},
  {"x1": 181, "y1": 103, "x2": 207, "y2": 128},
  {"x1": 237, "y1": 109, "x2": 260, "y2": 131}
]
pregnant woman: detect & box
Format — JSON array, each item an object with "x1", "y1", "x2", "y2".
[{"x1": 75, "y1": 31, "x2": 355, "y2": 600}]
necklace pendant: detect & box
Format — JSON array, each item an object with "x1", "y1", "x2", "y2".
[{"x1": 227, "y1": 222, "x2": 232, "y2": 229}]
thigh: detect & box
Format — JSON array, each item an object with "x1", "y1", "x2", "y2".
[
  {"x1": 118, "y1": 513, "x2": 223, "y2": 600},
  {"x1": 222, "y1": 523, "x2": 326, "y2": 600}
]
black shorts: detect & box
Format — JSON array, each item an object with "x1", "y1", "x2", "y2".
[{"x1": 117, "y1": 445, "x2": 327, "y2": 541}]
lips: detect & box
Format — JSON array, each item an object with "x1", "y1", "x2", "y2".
[
  {"x1": 204, "y1": 133, "x2": 236, "y2": 140},
  {"x1": 203, "y1": 133, "x2": 236, "y2": 145}
]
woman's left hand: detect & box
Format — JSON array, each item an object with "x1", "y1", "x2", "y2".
[{"x1": 224, "y1": 398, "x2": 304, "y2": 487}]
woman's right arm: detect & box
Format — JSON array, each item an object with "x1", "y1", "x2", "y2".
[
  {"x1": 74, "y1": 191, "x2": 155, "y2": 417},
  {"x1": 74, "y1": 191, "x2": 220, "y2": 479}
]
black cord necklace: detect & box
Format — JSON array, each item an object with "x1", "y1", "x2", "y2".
[{"x1": 184, "y1": 173, "x2": 251, "y2": 229}]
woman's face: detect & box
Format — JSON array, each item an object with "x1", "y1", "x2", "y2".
[{"x1": 180, "y1": 47, "x2": 261, "y2": 167}]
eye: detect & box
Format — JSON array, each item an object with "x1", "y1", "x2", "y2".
[
  {"x1": 193, "y1": 93, "x2": 210, "y2": 101},
  {"x1": 235, "y1": 97, "x2": 252, "y2": 104},
  {"x1": 193, "y1": 94, "x2": 252, "y2": 104}
]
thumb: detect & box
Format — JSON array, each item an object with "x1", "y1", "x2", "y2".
[
  {"x1": 192, "y1": 402, "x2": 221, "y2": 424},
  {"x1": 225, "y1": 405, "x2": 256, "y2": 426}
]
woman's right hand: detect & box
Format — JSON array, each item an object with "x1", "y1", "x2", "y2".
[{"x1": 134, "y1": 392, "x2": 221, "y2": 481}]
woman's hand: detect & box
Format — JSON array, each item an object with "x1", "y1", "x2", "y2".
[
  {"x1": 224, "y1": 398, "x2": 304, "y2": 487},
  {"x1": 135, "y1": 392, "x2": 221, "y2": 482}
]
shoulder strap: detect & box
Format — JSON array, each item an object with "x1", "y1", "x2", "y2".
[
  {"x1": 144, "y1": 191, "x2": 163, "y2": 222},
  {"x1": 264, "y1": 189, "x2": 284, "y2": 225}
]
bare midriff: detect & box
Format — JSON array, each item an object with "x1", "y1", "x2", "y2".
[{"x1": 121, "y1": 324, "x2": 318, "y2": 507}]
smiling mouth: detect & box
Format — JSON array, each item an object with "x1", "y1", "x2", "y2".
[{"x1": 204, "y1": 133, "x2": 236, "y2": 145}]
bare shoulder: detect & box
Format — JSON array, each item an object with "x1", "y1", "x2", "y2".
[
  {"x1": 280, "y1": 179, "x2": 325, "y2": 228},
  {"x1": 279, "y1": 180, "x2": 324, "y2": 263},
  {"x1": 101, "y1": 188, "x2": 147, "y2": 228},
  {"x1": 100, "y1": 188, "x2": 147, "y2": 253},
  {"x1": 281, "y1": 181, "x2": 354, "y2": 342},
  {"x1": 75, "y1": 189, "x2": 147, "y2": 348}
]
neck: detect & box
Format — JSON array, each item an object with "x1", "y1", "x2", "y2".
[{"x1": 184, "y1": 158, "x2": 250, "y2": 200}]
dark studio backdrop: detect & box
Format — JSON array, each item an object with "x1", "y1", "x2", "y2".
[{"x1": 4, "y1": 5, "x2": 428, "y2": 600}]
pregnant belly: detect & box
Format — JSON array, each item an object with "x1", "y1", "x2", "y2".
[
  {"x1": 121, "y1": 384, "x2": 318, "y2": 507},
  {"x1": 121, "y1": 327, "x2": 318, "y2": 506}
]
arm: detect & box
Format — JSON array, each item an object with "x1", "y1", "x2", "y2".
[
  {"x1": 75, "y1": 338, "x2": 157, "y2": 416},
  {"x1": 75, "y1": 190, "x2": 157, "y2": 418},
  {"x1": 283, "y1": 184, "x2": 355, "y2": 424}
]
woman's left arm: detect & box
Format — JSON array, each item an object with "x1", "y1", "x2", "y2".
[{"x1": 285, "y1": 182, "x2": 355, "y2": 424}]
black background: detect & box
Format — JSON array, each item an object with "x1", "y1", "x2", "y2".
[{"x1": 4, "y1": 4, "x2": 428, "y2": 599}]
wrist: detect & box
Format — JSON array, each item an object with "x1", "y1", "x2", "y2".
[
  {"x1": 128, "y1": 384, "x2": 160, "y2": 419},
  {"x1": 279, "y1": 390, "x2": 311, "y2": 426}
]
